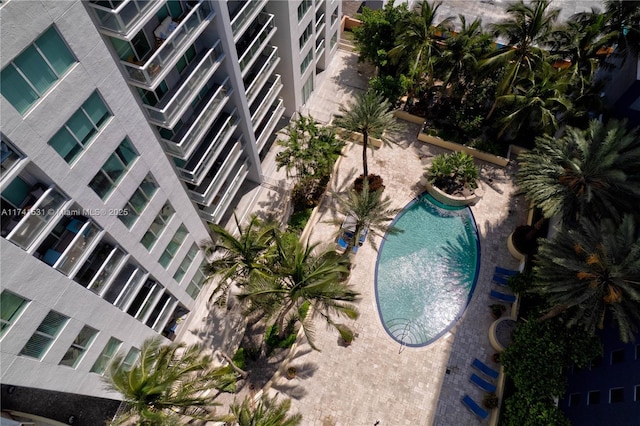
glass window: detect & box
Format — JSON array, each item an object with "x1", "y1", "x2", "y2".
[
  {"x1": 588, "y1": 390, "x2": 601, "y2": 405},
  {"x1": 20, "y1": 310, "x2": 69, "y2": 359},
  {"x1": 173, "y1": 243, "x2": 199, "y2": 282},
  {"x1": 120, "y1": 347, "x2": 140, "y2": 372},
  {"x1": 141, "y1": 202, "x2": 175, "y2": 250},
  {"x1": 611, "y1": 349, "x2": 625, "y2": 364},
  {"x1": 330, "y1": 30, "x2": 338, "y2": 49},
  {"x1": 300, "y1": 49, "x2": 313, "y2": 75},
  {"x1": 89, "y1": 138, "x2": 139, "y2": 199},
  {"x1": 297, "y1": 0, "x2": 312, "y2": 21},
  {"x1": 302, "y1": 74, "x2": 314, "y2": 104},
  {"x1": 1, "y1": 26, "x2": 75, "y2": 114},
  {"x1": 610, "y1": 388, "x2": 624, "y2": 403},
  {"x1": 59, "y1": 325, "x2": 98, "y2": 367},
  {"x1": 49, "y1": 91, "x2": 112, "y2": 163},
  {"x1": 185, "y1": 262, "x2": 207, "y2": 299},
  {"x1": 90, "y1": 337, "x2": 122, "y2": 374},
  {"x1": 1, "y1": 291, "x2": 29, "y2": 337},
  {"x1": 299, "y1": 22, "x2": 313, "y2": 50},
  {"x1": 176, "y1": 45, "x2": 197, "y2": 74},
  {"x1": 0, "y1": 137, "x2": 24, "y2": 179},
  {"x1": 136, "y1": 80, "x2": 168, "y2": 106},
  {"x1": 159, "y1": 224, "x2": 188, "y2": 268},
  {"x1": 119, "y1": 174, "x2": 158, "y2": 228}
]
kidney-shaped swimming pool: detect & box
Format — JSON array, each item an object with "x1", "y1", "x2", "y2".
[{"x1": 375, "y1": 194, "x2": 480, "y2": 347}]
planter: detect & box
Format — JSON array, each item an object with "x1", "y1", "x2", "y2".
[
  {"x1": 424, "y1": 179, "x2": 481, "y2": 207},
  {"x1": 417, "y1": 132, "x2": 510, "y2": 167},
  {"x1": 489, "y1": 317, "x2": 516, "y2": 352},
  {"x1": 507, "y1": 231, "x2": 526, "y2": 261},
  {"x1": 286, "y1": 366, "x2": 297, "y2": 379}
]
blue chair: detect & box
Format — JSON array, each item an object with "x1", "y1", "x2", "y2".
[
  {"x1": 337, "y1": 236, "x2": 358, "y2": 254},
  {"x1": 472, "y1": 358, "x2": 499, "y2": 379},
  {"x1": 493, "y1": 274, "x2": 509, "y2": 286},
  {"x1": 495, "y1": 266, "x2": 518, "y2": 277},
  {"x1": 490, "y1": 289, "x2": 516, "y2": 303},
  {"x1": 471, "y1": 373, "x2": 497, "y2": 393},
  {"x1": 462, "y1": 395, "x2": 489, "y2": 420}
]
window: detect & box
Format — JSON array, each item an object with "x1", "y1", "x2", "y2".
[
  {"x1": 137, "y1": 80, "x2": 168, "y2": 106},
  {"x1": 176, "y1": 45, "x2": 197, "y2": 74},
  {"x1": 300, "y1": 49, "x2": 313, "y2": 75},
  {"x1": 156, "y1": 1, "x2": 183, "y2": 21},
  {"x1": 611, "y1": 349, "x2": 625, "y2": 364},
  {"x1": 90, "y1": 337, "x2": 122, "y2": 374},
  {"x1": 1, "y1": 291, "x2": 29, "y2": 336},
  {"x1": 59, "y1": 325, "x2": 98, "y2": 367},
  {"x1": 568, "y1": 393, "x2": 580, "y2": 407},
  {"x1": 119, "y1": 174, "x2": 158, "y2": 228},
  {"x1": 20, "y1": 310, "x2": 69, "y2": 359},
  {"x1": 299, "y1": 22, "x2": 313, "y2": 50},
  {"x1": 127, "y1": 279, "x2": 163, "y2": 320},
  {"x1": 635, "y1": 385, "x2": 640, "y2": 402},
  {"x1": 120, "y1": 347, "x2": 140, "y2": 372},
  {"x1": 173, "y1": 243, "x2": 199, "y2": 282},
  {"x1": 302, "y1": 74, "x2": 313, "y2": 104},
  {"x1": 610, "y1": 388, "x2": 624, "y2": 403},
  {"x1": 331, "y1": 6, "x2": 338, "y2": 25},
  {"x1": 109, "y1": 31, "x2": 151, "y2": 62},
  {"x1": 185, "y1": 263, "x2": 207, "y2": 299},
  {"x1": 141, "y1": 202, "x2": 175, "y2": 250},
  {"x1": 159, "y1": 224, "x2": 188, "y2": 268},
  {"x1": 1, "y1": 137, "x2": 24, "y2": 179},
  {"x1": 297, "y1": 0, "x2": 312, "y2": 21},
  {"x1": 1, "y1": 26, "x2": 75, "y2": 114},
  {"x1": 49, "y1": 91, "x2": 111, "y2": 163},
  {"x1": 89, "y1": 138, "x2": 138, "y2": 199},
  {"x1": 330, "y1": 30, "x2": 338, "y2": 49},
  {"x1": 588, "y1": 390, "x2": 601, "y2": 405}
]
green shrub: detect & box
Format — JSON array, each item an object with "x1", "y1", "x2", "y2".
[
  {"x1": 232, "y1": 348, "x2": 246, "y2": 370},
  {"x1": 288, "y1": 208, "x2": 313, "y2": 232},
  {"x1": 427, "y1": 151, "x2": 479, "y2": 194}
]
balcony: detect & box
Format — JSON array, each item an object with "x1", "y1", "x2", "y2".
[
  {"x1": 229, "y1": 0, "x2": 268, "y2": 40},
  {"x1": 237, "y1": 13, "x2": 276, "y2": 76},
  {"x1": 315, "y1": 12, "x2": 326, "y2": 34},
  {"x1": 143, "y1": 44, "x2": 224, "y2": 128},
  {"x1": 198, "y1": 162, "x2": 249, "y2": 223},
  {"x1": 188, "y1": 141, "x2": 244, "y2": 205},
  {"x1": 255, "y1": 99, "x2": 285, "y2": 153},
  {"x1": 250, "y1": 74, "x2": 282, "y2": 126},
  {"x1": 315, "y1": 0, "x2": 326, "y2": 12},
  {"x1": 315, "y1": 38, "x2": 325, "y2": 60},
  {"x1": 176, "y1": 112, "x2": 238, "y2": 184},
  {"x1": 161, "y1": 77, "x2": 232, "y2": 158},
  {"x1": 88, "y1": 0, "x2": 165, "y2": 38},
  {"x1": 244, "y1": 46, "x2": 280, "y2": 105},
  {"x1": 120, "y1": 1, "x2": 213, "y2": 87}
]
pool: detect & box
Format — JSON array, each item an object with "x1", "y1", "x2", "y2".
[{"x1": 375, "y1": 194, "x2": 480, "y2": 347}]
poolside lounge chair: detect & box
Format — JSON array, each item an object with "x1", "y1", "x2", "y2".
[
  {"x1": 470, "y1": 373, "x2": 497, "y2": 393},
  {"x1": 462, "y1": 395, "x2": 489, "y2": 420},
  {"x1": 490, "y1": 289, "x2": 516, "y2": 303},
  {"x1": 493, "y1": 274, "x2": 509, "y2": 286},
  {"x1": 336, "y1": 235, "x2": 358, "y2": 254},
  {"x1": 472, "y1": 358, "x2": 499, "y2": 379},
  {"x1": 495, "y1": 266, "x2": 518, "y2": 277}
]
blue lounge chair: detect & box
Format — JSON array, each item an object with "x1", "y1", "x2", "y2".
[
  {"x1": 490, "y1": 289, "x2": 516, "y2": 303},
  {"x1": 493, "y1": 274, "x2": 509, "y2": 286},
  {"x1": 462, "y1": 395, "x2": 489, "y2": 420},
  {"x1": 495, "y1": 266, "x2": 518, "y2": 277},
  {"x1": 472, "y1": 358, "x2": 499, "y2": 379},
  {"x1": 470, "y1": 373, "x2": 497, "y2": 393},
  {"x1": 337, "y1": 236, "x2": 358, "y2": 254}
]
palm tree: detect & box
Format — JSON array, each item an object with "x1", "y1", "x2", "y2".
[
  {"x1": 333, "y1": 89, "x2": 399, "y2": 178},
  {"x1": 390, "y1": 0, "x2": 455, "y2": 97},
  {"x1": 105, "y1": 337, "x2": 237, "y2": 425},
  {"x1": 515, "y1": 119, "x2": 640, "y2": 224},
  {"x1": 229, "y1": 394, "x2": 302, "y2": 426},
  {"x1": 532, "y1": 215, "x2": 640, "y2": 343},
  {"x1": 601, "y1": 0, "x2": 640, "y2": 63},
  {"x1": 483, "y1": 0, "x2": 560, "y2": 101},
  {"x1": 240, "y1": 236, "x2": 359, "y2": 349},
  {"x1": 332, "y1": 179, "x2": 400, "y2": 254}
]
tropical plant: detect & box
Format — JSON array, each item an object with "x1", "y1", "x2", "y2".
[
  {"x1": 516, "y1": 119, "x2": 640, "y2": 224},
  {"x1": 532, "y1": 214, "x2": 640, "y2": 343},
  {"x1": 426, "y1": 151, "x2": 479, "y2": 195},
  {"x1": 239, "y1": 236, "x2": 359, "y2": 350},
  {"x1": 333, "y1": 89, "x2": 400, "y2": 178},
  {"x1": 105, "y1": 337, "x2": 238, "y2": 425},
  {"x1": 229, "y1": 394, "x2": 302, "y2": 426},
  {"x1": 600, "y1": 0, "x2": 640, "y2": 64}
]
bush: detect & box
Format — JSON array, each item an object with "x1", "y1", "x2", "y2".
[
  {"x1": 427, "y1": 151, "x2": 479, "y2": 194},
  {"x1": 232, "y1": 348, "x2": 246, "y2": 370},
  {"x1": 482, "y1": 392, "x2": 499, "y2": 409},
  {"x1": 288, "y1": 208, "x2": 313, "y2": 233},
  {"x1": 264, "y1": 320, "x2": 298, "y2": 356}
]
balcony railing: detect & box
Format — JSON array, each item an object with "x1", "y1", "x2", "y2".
[
  {"x1": 230, "y1": 0, "x2": 268, "y2": 40},
  {"x1": 238, "y1": 13, "x2": 276, "y2": 75},
  {"x1": 88, "y1": 0, "x2": 164, "y2": 37},
  {"x1": 315, "y1": 0, "x2": 326, "y2": 12},
  {"x1": 53, "y1": 221, "x2": 103, "y2": 276},
  {"x1": 315, "y1": 12, "x2": 325, "y2": 33},
  {"x1": 245, "y1": 46, "x2": 279, "y2": 105},
  {"x1": 256, "y1": 99, "x2": 285, "y2": 152},
  {"x1": 198, "y1": 162, "x2": 249, "y2": 223},
  {"x1": 144, "y1": 43, "x2": 223, "y2": 128},
  {"x1": 250, "y1": 74, "x2": 282, "y2": 126},
  {"x1": 315, "y1": 38, "x2": 325, "y2": 59},
  {"x1": 188, "y1": 141, "x2": 243, "y2": 205},
  {"x1": 120, "y1": 1, "x2": 213, "y2": 87},
  {"x1": 161, "y1": 77, "x2": 232, "y2": 158},
  {"x1": 177, "y1": 112, "x2": 237, "y2": 184}
]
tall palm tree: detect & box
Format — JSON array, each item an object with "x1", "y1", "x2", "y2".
[
  {"x1": 516, "y1": 119, "x2": 640, "y2": 224},
  {"x1": 240, "y1": 236, "x2": 359, "y2": 349},
  {"x1": 333, "y1": 89, "x2": 399, "y2": 178},
  {"x1": 106, "y1": 337, "x2": 237, "y2": 425},
  {"x1": 601, "y1": 0, "x2": 640, "y2": 63},
  {"x1": 390, "y1": 0, "x2": 455, "y2": 97},
  {"x1": 229, "y1": 394, "x2": 302, "y2": 426},
  {"x1": 483, "y1": 0, "x2": 560, "y2": 101},
  {"x1": 532, "y1": 215, "x2": 640, "y2": 343}
]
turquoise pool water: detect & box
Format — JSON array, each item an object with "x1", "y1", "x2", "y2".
[{"x1": 375, "y1": 194, "x2": 480, "y2": 347}]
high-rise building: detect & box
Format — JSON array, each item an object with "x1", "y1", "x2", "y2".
[{"x1": 0, "y1": 0, "x2": 340, "y2": 421}]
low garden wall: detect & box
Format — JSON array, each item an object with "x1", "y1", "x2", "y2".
[{"x1": 423, "y1": 179, "x2": 482, "y2": 207}]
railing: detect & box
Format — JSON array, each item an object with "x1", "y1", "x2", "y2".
[
  {"x1": 55, "y1": 222, "x2": 103, "y2": 276},
  {"x1": 256, "y1": 99, "x2": 285, "y2": 152},
  {"x1": 238, "y1": 13, "x2": 275, "y2": 74},
  {"x1": 245, "y1": 46, "x2": 279, "y2": 104},
  {"x1": 315, "y1": 38, "x2": 325, "y2": 58},
  {"x1": 88, "y1": 0, "x2": 163, "y2": 36},
  {"x1": 161, "y1": 77, "x2": 232, "y2": 158},
  {"x1": 177, "y1": 113, "x2": 237, "y2": 184},
  {"x1": 230, "y1": 0, "x2": 267, "y2": 39},
  {"x1": 189, "y1": 142, "x2": 243, "y2": 205},
  {"x1": 120, "y1": 1, "x2": 213, "y2": 86},
  {"x1": 251, "y1": 75, "x2": 282, "y2": 126},
  {"x1": 315, "y1": 0, "x2": 326, "y2": 12},
  {"x1": 144, "y1": 43, "x2": 223, "y2": 127},
  {"x1": 315, "y1": 12, "x2": 325, "y2": 33},
  {"x1": 199, "y1": 163, "x2": 249, "y2": 222}
]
